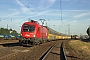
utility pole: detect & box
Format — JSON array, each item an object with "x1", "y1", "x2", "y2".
[
  {"x1": 39, "y1": 19, "x2": 46, "y2": 41},
  {"x1": 59, "y1": 25, "x2": 61, "y2": 32},
  {"x1": 7, "y1": 24, "x2": 8, "y2": 29},
  {"x1": 48, "y1": 19, "x2": 50, "y2": 26},
  {"x1": 67, "y1": 24, "x2": 70, "y2": 35}
]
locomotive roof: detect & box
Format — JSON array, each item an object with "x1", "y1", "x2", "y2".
[
  {"x1": 44, "y1": 26, "x2": 69, "y2": 36},
  {"x1": 24, "y1": 20, "x2": 39, "y2": 24}
]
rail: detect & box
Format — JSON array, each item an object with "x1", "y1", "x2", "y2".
[
  {"x1": 39, "y1": 42, "x2": 57, "y2": 60},
  {"x1": 60, "y1": 42, "x2": 67, "y2": 60}
]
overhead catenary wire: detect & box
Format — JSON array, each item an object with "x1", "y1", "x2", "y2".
[
  {"x1": 19, "y1": 0, "x2": 49, "y2": 26},
  {"x1": 60, "y1": 0, "x2": 63, "y2": 25},
  {"x1": 19, "y1": 0, "x2": 41, "y2": 19},
  {"x1": 60, "y1": 0, "x2": 62, "y2": 20}
]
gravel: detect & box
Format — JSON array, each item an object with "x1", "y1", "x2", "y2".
[{"x1": 0, "y1": 40, "x2": 79, "y2": 60}]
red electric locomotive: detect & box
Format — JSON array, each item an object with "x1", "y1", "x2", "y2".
[{"x1": 19, "y1": 20, "x2": 48, "y2": 45}]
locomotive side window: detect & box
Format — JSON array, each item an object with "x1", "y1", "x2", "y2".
[
  {"x1": 38, "y1": 27, "x2": 40, "y2": 31},
  {"x1": 23, "y1": 25, "x2": 35, "y2": 32}
]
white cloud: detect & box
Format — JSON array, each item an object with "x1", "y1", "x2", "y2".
[
  {"x1": 35, "y1": 0, "x2": 56, "y2": 10},
  {"x1": 38, "y1": 10, "x2": 52, "y2": 16},
  {"x1": 62, "y1": 0, "x2": 69, "y2": 1},
  {"x1": 63, "y1": 10, "x2": 88, "y2": 12},
  {"x1": 1, "y1": 12, "x2": 20, "y2": 18},
  {"x1": 72, "y1": 20, "x2": 77, "y2": 23},
  {"x1": 86, "y1": 19, "x2": 90, "y2": 22},
  {"x1": 16, "y1": 0, "x2": 29, "y2": 13},
  {"x1": 15, "y1": 0, "x2": 56, "y2": 16},
  {"x1": 11, "y1": 12, "x2": 20, "y2": 16},
  {"x1": 35, "y1": 10, "x2": 89, "y2": 17},
  {"x1": 49, "y1": 0, "x2": 56, "y2": 4},
  {"x1": 73, "y1": 12, "x2": 90, "y2": 19}
]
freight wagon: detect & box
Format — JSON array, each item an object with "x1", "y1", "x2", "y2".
[{"x1": 0, "y1": 34, "x2": 20, "y2": 40}]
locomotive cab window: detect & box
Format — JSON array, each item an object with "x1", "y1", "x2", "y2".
[{"x1": 23, "y1": 25, "x2": 35, "y2": 32}]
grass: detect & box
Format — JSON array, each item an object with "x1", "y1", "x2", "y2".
[{"x1": 69, "y1": 40, "x2": 90, "y2": 60}]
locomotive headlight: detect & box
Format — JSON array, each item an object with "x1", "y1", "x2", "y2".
[
  {"x1": 21, "y1": 34, "x2": 22, "y2": 36},
  {"x1": 33, "y1": 34, "x2": 36, "y2": 37}
]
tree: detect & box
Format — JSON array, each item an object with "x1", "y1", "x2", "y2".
[
  {"x1": 87, "y1": 27, "x2": 90, "y2": 36},
  {"x1": 11, "y1": 30, "x2": 18, "y2": 35},
  {"x1": 87, "y1": 27, "x2": 90, "y2": 40},
  {"x1": 0, "y1": 28, "x2": 18, "y2": 35}
]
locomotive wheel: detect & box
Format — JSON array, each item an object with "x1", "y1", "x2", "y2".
[{"x1": 19, "y1": 40, "x2": 22, "y2": 43}]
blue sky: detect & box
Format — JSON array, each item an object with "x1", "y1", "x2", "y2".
[{"x1": 0, "y1": 0, "x2": 90, "y2": 35}]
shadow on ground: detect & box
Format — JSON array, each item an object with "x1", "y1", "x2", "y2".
[
  {"x1": 0, "y1": 42, "x2": 22, "y2": 47},
  {"x1": 81, "y1": 38, "x2": 90, "y2": 42}
]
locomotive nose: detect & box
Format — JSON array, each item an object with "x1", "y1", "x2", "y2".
[
  {"x1": 22, "y1": 32, "x2": 34, "y2": 38},
  {"x1": 25, "y1": 34, "x2": 30, "y2": 37}
]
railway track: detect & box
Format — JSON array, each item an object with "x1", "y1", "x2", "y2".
[
  {"x1": 39, "y1": 41, "x2": 67, "y2": 60},
  {"x1": 39, "y1": 42, "x2": 58, "y2": 60},
  {"x1": 0, "y1": 40, "x2": 78, "y2": 60},
  {"x1": 60, "y1": 42, "x2": 67, "y2": 60},
  {"x1": 0, "y1": 40, "x2": 62, "y2": 60}
]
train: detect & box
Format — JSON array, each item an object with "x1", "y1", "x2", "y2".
[
  {"x1": 0, "y1": 34, "x2": 20, "y2": 40},
  {"x1": 19, "y1": 20, "x2": 73, "y2": 45}
]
